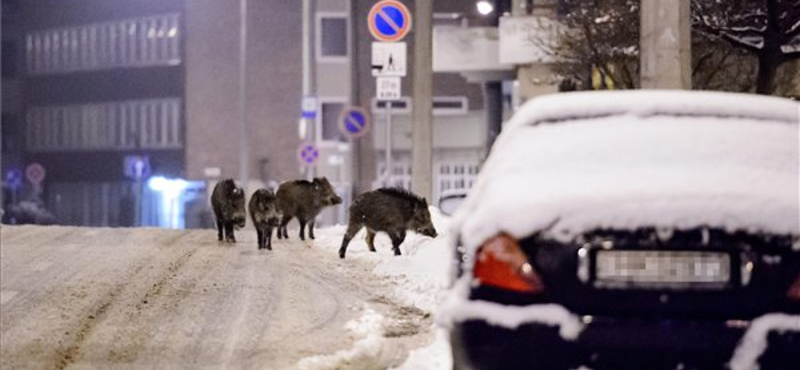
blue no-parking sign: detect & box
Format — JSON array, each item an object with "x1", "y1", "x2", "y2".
[
  {"x1": 338, "y1": 106, "x2": 370, "y2": 139},
  {"x1": 368, "y1": 0, "x2": 412, "y2": 42}
]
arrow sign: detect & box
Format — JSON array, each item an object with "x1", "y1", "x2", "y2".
[{"x1": 368, "y1": 0, "x2": 412, "y2": 42}]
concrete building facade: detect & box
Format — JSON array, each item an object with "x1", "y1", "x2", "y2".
[{"x1": 2, "y1": 0, "x2": 491, "y2": 227}]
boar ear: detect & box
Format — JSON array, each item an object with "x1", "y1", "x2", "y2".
[{"x1": 422, "y1": 197, "x2": 428, "y2": 206}]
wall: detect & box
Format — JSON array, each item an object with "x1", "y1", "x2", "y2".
[{"x1": 184, "y1": 0, "x2": 303, "y2": 185}]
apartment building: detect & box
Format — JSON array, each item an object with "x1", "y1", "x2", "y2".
[{"x1": 2, "y1": 0, "x2": 497, "y2": 227}]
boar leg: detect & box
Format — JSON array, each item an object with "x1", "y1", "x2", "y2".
[
  {"x1": 256, "y1": 229, "x2": 263, "y2": 249},
  {"x1": 278, "y1": 215, "x2": 292, "y2": 239},
  {"x1": 216, "y1": 220, "x2": 224, "y2": 242},
  {"x1": 265, "y1": 226, "x2": 273, "y2": 250},
  {"x1": 298, "y1": 219, "x2": 307, "y2": 241},
  {"x1": 338, "y1": 222, "x2": 363, "y2": 259},
  {"x1": 389, "y1": 230, "x2": 406, "y2": 256},
  {"x1": 225, "y1": 222, "x2": 236, "y2": 243},
  {"x1": 365, "y1": 229, "x2": 377, "y2": 252},
  {"x1": 308, "y1": 220, "x2": 316, "y2": 240}
]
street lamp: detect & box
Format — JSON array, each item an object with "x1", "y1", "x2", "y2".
[{"x1": 476, "y1": 1, "x2": 494, "y2": 16}]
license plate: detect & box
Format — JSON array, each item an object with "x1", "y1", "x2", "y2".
[{"x1": 594, "y1": 250, "x2": 731, "y2": 289}]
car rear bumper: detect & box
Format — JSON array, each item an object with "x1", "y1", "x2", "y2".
[{"x1": 450, "y1": 311, "x2": 800, "y2": 370}]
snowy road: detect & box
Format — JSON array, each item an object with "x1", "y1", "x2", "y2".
[{"x1": 0, "y1": 225, "x2": 441, "y2": 370}]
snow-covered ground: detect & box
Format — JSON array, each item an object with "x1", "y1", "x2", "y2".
[
  {"x1": 297, "y1": 207, "x2": 454, "y2": 370},
  {"x1": 1, "y1": 218, "x2": 454, "y2": 370}
]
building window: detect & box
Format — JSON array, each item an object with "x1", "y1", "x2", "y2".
[
  {"x1": 433, "y1": 13, "x2": 467, "y2": 27},
  {"x1": 2, "y1": 41, "x2": 16, "y2": 77},
  {"x1": 433, "y1": 96, "x2": 468, "y2": 115},
  {"x1": 320, "y1": 101, "x2": 345, "y2": 142},
  {"x1": 370, "y1": 97, "x2": 467, "y2": 114},
  {"x1": 318, "y1": 14, "x2": 348, "y2": 60},
  {"x1": 25, "y1": 13, "x2": 181, "y2": 75},
  {"x1": 372, "y1": 97, "x2": 410, "y2": 112},
  {"x1": 2, "y1": 113, "x2": 21, "y2": 151}
]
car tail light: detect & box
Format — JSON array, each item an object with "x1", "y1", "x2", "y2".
[
  {"x1": 788, "y1": 273, "x2": 800, "y2": 300},
  {"x1": 473, "y1": 234, "x2": 544, "y2": 293}
]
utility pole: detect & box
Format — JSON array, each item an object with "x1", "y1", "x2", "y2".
[
  {"x1": 484, "y1": 0, "x2": 505, "y2": 151},
  {"x1": 640, "y1": 0, "x2": 691, "y2": 89},
  {"x1": 238, "y1": 0, "x2": 249, "y2": 191},
  {"x1": 411, "y1": 0, "x2": 433, "y2": 201},
  {"x1": 302, "y1": 0, "x2": 317, "y2": 179}
]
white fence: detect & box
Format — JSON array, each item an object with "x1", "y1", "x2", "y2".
[
  {"x1": 374, "y1": 150, "x2": 482, "y2": 205},
  {"x1": 26, "y1": 98, "x2": 182, "y2": 152},
  {"x1": 25, "y1": 13, "x2": 181, "y2": 75}
]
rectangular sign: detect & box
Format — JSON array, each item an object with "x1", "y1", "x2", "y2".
[
  {"x1": 301, "y1": 95, "x2": 317, "y2": 119},
  {"x1": 371, "y1": 42, "x2": 406, "y2": 77},
  {"x1": 376, "y1": 77, "x2": 401, "y2": 100}
]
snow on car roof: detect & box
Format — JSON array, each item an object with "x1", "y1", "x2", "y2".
[
  {"x1": 505, "y1": 90, "x2": 799, "y2": 129},
  {"x1": 452, "y1": 91, "x2": 800, "y2": 251}
]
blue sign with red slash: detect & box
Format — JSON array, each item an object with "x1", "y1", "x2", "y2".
[
  {"x1": 368, "y1": 0, "x2": 412, "y2": 42},
  {"x1": 297, "y1": 142, "x2": 320, "y2": 166},
  {"x1": 338, "y1": 106, "x2": 370, "y2": 139}
]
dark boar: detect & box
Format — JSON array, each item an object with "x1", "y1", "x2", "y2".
[
  {"x1": 248, "y1": 188, "x2": 282, "y2": 250},
  {"x1": 338, "y1": 187, "x2": 437, "y2": 259},
  {"x1": 276, "y1": 177, "x2": 342, "y2": 241},
  {"x1": 210, "y1": 179, "x2": 246, "y2": 243}
]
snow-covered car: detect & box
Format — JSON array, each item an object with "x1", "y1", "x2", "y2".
[
  {"x1": 440, "y1": 91, "x2": 800, "y2": 370},
  {"x1": 438, "y1": 188, "x2": 470, "y2": 216}
]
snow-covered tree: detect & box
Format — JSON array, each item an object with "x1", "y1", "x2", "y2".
[
  {"x1": 545, "y1": 0, "x2": 640, "y2": 89},
  {"x1": 532, "y1": 0, "x2": 799, "y2": 94},
  {"x1": 692, "y1": 0, "x2": 800, "y2": 94}
]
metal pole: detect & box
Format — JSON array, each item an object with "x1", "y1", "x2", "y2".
[
  {"x1": 238, "y1": 0, "x2": 249, "y2": 191},
  {"x1": 411, "y1": 0, "x2": 433, "y2": 200},
  {"x1": 302, "y1": 0, "x2": 317, "y2": 179},
  {"x1": 484, "y1": 81, "x2": 503, "y2": 152},
  {"x1": 384, "y1": 101, "x2": 393, "y2": 186}
]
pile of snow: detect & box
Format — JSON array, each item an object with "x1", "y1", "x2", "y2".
[
  {"x1": 453, "y1": 91, "x2": 800, "y2": 253},
  {"x1": 437, "y1": 279, "x2": 583, "y2": 341},
  {"x1": 296, "y1": 309, "x2": 387, "y2": 370},
  {"x1": 729, "y1": 314, "x2": 800, "y2": 370},
  {"x1": 299, "y1": 207, "x2": 455, "y2": 370}
]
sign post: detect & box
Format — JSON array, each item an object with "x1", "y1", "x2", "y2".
[
  {"x1": 5, "y1": 169, "x2": 23, "y2": 204},
  {"x1": 368, "y1": 0, "x2": 411, "y2": 187},
  {"x1": 25, "y1": 163, "x2": 46, "y2": 203}
]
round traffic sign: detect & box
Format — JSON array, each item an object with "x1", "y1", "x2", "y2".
[
  {"x1": 5, "y1": 170, "x2": 23, "y2": 190},
  {"x1": 25, "y1": 163, "x2": 46, "y2": 185},
  {"x1": 297, "y1": 142, "x2": 320, "y2": 167},
  {"x1": 368, "y1": 0, "x2": 412, "y2": 42},
  {"x1": 338, "y1": 106, "x2": 370, "y2": 139}
]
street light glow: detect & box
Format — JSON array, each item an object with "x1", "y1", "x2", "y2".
[{"x1": 476, "y1": 1, "x2": 494, "y2": 16}]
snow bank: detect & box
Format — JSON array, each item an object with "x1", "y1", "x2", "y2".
[
  {"x1": 437, "y1": 277, "x2": 583, "y2": 341},
  {"x1": 296, "y1": 309, "x2": 387, "y2": 370},
  {"x1": 729, "y1": 313, "x2": 800, "y2": 370},
  {"x1": 305, "y1": 207, "x2": 455, "y2": 370},
  {"x1": 453, "y1": 91, "x2": 799, "y2": 253}
]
